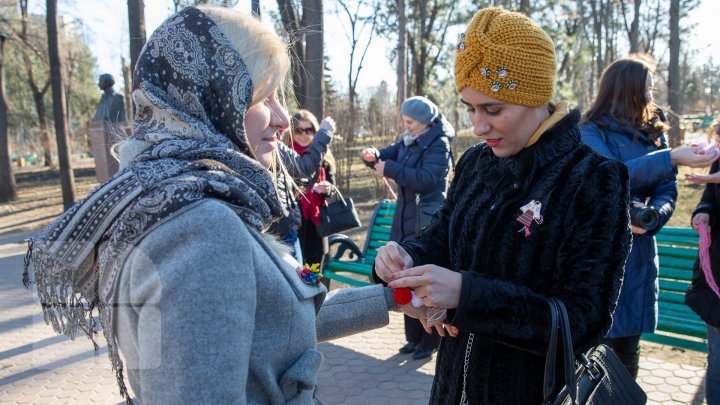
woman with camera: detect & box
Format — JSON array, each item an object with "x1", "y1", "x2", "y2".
[{"x1": 580, "y1": 55, "x2": 717, "y2": 378}]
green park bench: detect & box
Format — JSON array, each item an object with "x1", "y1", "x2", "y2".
[
  {"x1": 642, "y1": 226, "x2": 707, "y2": 352},
  {"x1": 322, "y1": 199, "x2": 395, "y2": 287}
]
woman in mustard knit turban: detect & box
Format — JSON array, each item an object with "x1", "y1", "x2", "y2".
[{"x1": 373, "y1": 7, "x2": 632, "y2": 404}]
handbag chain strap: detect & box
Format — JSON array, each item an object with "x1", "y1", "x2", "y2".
[{"x1": 459, "y1": 332, "x2": 474, "y2": 405}]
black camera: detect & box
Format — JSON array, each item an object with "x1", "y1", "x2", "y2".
[
  {"x1": 629, "y1": 199, "x2": 660, "y2": 231},
  {"x1": 362, "y1": 149, "x2": 380, "y2": 169}
]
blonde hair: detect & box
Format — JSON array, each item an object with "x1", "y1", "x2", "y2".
[
  {"x1": 199, "y1": 6, "x2": 290, "y2": 105},
  {"x1": 200, "y1": 6, "x2": 294, "y2": 195}
]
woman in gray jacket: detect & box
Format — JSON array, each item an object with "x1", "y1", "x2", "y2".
[{"x1": 24, "y1": 6, "x2": 406, "y2": 404}]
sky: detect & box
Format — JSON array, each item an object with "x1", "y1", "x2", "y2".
[{"x1": 47, "y1": 0, "x2": 720, "y2": 96}]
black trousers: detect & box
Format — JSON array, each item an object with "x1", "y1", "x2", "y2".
[
  {"x1": 298, "y1": 217, "x2": 327, "y2": 268},
  {"x1": 404, "y1": 315, "x2": 440, "y2": 350},
  {"x1": 600, "y1": 334, "x2": 641, "y2": 379}
]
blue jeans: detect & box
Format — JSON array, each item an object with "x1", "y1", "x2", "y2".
[{"x1": 708, "y1": 324, "x2": 720, "y2": 405}]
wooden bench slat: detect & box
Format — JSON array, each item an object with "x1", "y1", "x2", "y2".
[
  {"x1": 657, "y1": 245, "x2": 699, "y2": 260},
  {"x1": 658, "y1": 290, "x2": 687, "y2": 305},
  {"x1": 658, "y1": 278, "x2": 692, "y2": 294},
  {"x1": 658, "y1": 266, "x2": 694, "y2": 280}
]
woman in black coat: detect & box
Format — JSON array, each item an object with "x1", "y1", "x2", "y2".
[
  {"x1": 362, "y1": 96, "x2": 454, "y2": 360},
  {"x1": 685, "y1": 117, "x2": 720, "y2": 404},
  {"x1": 374, "y1": 8, "x2": 631, "y2": 404}
]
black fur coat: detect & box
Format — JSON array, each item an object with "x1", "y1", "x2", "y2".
[{"x1": 401, "y1": 110, "x2": 631, "y2": 404}]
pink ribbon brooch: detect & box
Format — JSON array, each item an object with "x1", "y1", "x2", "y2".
[{"x1": 516, "y1": 200, "x2": 544, "y2": 237}]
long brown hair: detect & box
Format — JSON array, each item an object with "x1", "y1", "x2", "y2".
[{"x1": 582, "y1": 55, "x2": 669, "y2": 135}]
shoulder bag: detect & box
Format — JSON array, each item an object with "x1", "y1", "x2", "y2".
[
  {"x1": 543, "y1": 298, "x2": 647, "y2": 405},
  {"x1": 414, "y1": 132, "x2": 447, "y2": 238},
  {"x1": 318, "y1": 186, "x2": 361, "y2": 237}
]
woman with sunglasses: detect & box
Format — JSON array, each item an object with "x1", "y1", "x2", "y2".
[{"x1": 289, "y1": 109, "x2": 337, "y2": 271}]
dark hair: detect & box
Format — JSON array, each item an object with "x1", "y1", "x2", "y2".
[{"x1": 582, "y1": 56, "x2": 668, "y2": 135}]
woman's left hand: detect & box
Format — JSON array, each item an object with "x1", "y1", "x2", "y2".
[
  {"x1": 312, "y1": 180, "x2": 332, "y2": 195},
  {"x1": 398, "y1": 303, "x2": 458, "y2": 337},
  {"x1": 388, "y1": 264, "x2": 462, "y2": 309}
]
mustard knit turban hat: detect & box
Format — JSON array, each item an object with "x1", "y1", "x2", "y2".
[{"x1": 455, "y1": 8, "x2": 557, "y2": 107}]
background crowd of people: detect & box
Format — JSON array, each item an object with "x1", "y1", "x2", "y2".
[{"x1": 22, "y1": 4, "x2": 720, "y2": 405}]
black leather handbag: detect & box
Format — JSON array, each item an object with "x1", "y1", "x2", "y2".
[
  {"x1": 543, "y1": 298, "x2": 647, "y2": 405},
  {"x1": 318, "y1": 187, "x2": 361, "y2": 237}
]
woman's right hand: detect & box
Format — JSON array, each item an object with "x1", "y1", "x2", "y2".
[
  {"x1": 671, "y1": 146, "x2": 718, "y2": 168},
  {"x1": 692, "y1": 212, "x2": 710, "y2": 232},
  {"x1": 375, "y1": 241, "x2": 413, "y2": 283},
  {"x1": 361, "y1": 147, "x2": 379, "y2": 163},
  {"x1": 685, "y1": 172, "x2": 720, "y2": 184}
]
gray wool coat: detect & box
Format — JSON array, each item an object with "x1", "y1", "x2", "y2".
[{"x1": 110, "y1": 199, "x2": 395, "y2": 404}]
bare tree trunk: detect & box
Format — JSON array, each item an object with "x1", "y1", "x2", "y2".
[
  {"x1": 414, "y1": 0, "x2": 427, "y2": 95},
  {"x1": 47, "y1": 0, "x2": 76, "y2": 208},
  {"x1": 621, "y1": 0, "x2": 641, "y2": 53},
  {"x1": 0, "y1": 34, "x2": 16, "y2": 203},
  {"x1": 517, "y1": 0, "x2": 530, "y2": 14},
  {"x1": 303, "y1": 0, "x2": 323, "y2": 119},
  {"x1": 396, "y1": 0, "x2": 406, "y2": 133},
  {"x1": 277, "y1": 0, "x2": 307, "y2": 108},
  {"x1": 33, "y1": 93, "x2": 53, "y2": 166},
  {"x1": 667, "y1": 0, "x2": 681, "y2": 148},
  {"x1": 127, "y1": 0, "x2": 146, "y2": 74},
  {"x1": 19, "y1": 0, "x2": 53, "y2": 167},
  {"x1": 252, "y1": 0, "x2": 261, "y2": 18},
  {"x1": 122, "y1": 56, "x2": 133, "y2": 128}
]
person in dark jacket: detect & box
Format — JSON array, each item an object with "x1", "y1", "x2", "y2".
[
  {"x1": 685, "y1": 117, "x2": 720, "y2": 404},
  {"x1": 289, "y1": 109, "x2": 337, "y2": 269},
  {"x1": 374, "y1": 8, "x2": 632, "y2": 404},
  {"x1": 270, "y1": 115, "x2": 335, "y2": 264},
  {"x1": 362, "y1": 95, "x2": 454, "y2": 360},
  {"x1": 580, "y1": 56, "x2": 717, "y2": 378}
]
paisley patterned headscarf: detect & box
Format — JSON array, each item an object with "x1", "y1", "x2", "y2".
[{"x1": 22, "y1": 7, "x2": 283, "y2": 403}]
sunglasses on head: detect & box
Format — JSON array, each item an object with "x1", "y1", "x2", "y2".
[{"x1": 294, "y1": 126, "x2": 315, "y2": 135}]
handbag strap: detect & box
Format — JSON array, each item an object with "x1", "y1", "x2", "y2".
[
  {"x1": 326, "y1": 185, "x2": 348, "y2": 206},
  {"x1": 543, "y1": 298, "x2": 577, "y2": 404},
  {"x1": 543, "y1": 300, "x2": 559, "y2": 400}
]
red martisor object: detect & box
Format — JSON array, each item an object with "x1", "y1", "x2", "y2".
[{"x1": 393, "y1": 287, "x2": 412, "y2": 306}]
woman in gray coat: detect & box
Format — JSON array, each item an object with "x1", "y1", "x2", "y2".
[
  {"x1": 362, "y1": 96, "x2": 454, "y2": 360},
  {"x1": 24, "y1": 7, "x2": 407, "y2": 404}
]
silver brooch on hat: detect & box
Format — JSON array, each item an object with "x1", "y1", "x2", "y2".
[
  {"x1": 496, "y1": 67, "x2": 509, "y2": 79},
  {"x1": 480, "y1": 67, "x2": 491, "y2": 78},
  {"x1": 456, "y1": 33, "x2": 465, "y2": 51}
]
